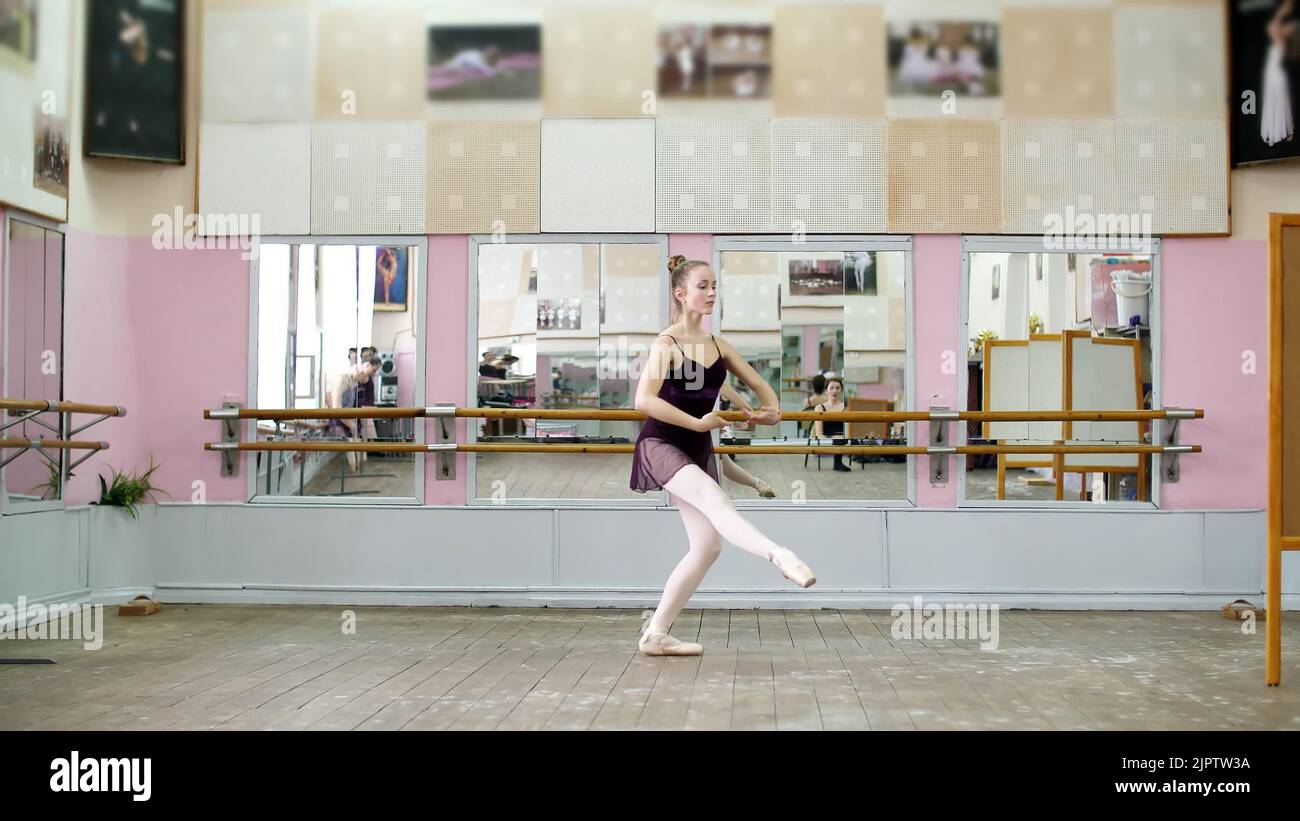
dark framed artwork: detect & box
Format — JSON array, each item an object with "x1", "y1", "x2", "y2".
[
  {"x1": 1231, "y1": 0, "x2": 1300, "y2": 167},
  {"x1": 84, "y1": 0, "x2": 184, "y2": 163}
]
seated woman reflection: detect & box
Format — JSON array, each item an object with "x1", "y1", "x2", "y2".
[{"x1": 812, "y1": 376, "x2": 850, "y2": 472}]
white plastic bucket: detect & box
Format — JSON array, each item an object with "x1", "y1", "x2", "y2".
[{"x1": 1110, "y1": 270, "x2": 1152, "y2": 326}]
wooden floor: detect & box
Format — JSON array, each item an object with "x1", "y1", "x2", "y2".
[{"x1": 2, "y1": 605, "x2": 1298, "y2": 731}]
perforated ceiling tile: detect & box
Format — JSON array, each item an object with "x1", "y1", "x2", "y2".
[
  {"x1": 202, "y1": 8, "x2": 312, "y2": 123},
  {"x1": 657, "y1": 120, "x2": 771, "y2": 232},
  {"x1": 771, "y1": 119, "x2": 887, "y2": 233},
  {"x1": 310, "y1": 121, "x2": 426, "y2": 234},
  {"x1": 427, "y1": 121, "x2": 539, "y2": 233},
  {"x1": 887, "y1": 119, "x2": 945, "y2": 232},
  {"x1": 541, "y1": 119, "x2": 655, "y2": 232},
  {"x1": 542, "y1": 4, "x2": 655, "y2": 117},
  {"x1": 1002, "y1": 8, "x2": 1113, "y2": 119},
  {"x1": 1115, "y1": 6, "x2": 1225, "y2": 119},
  {"x1": 200, "y1": 124, "x2": 311, "y2": 235},
  {"x1": 314, "y1": 6, "x2": 424, "y2": 120},
  {"x1": 944, "y1": 120, "x2": 1001, "y2": 233},
  {"x1": 1001, "y1": 119, "x2": 1116, "y2": 235},
  {"x1": 773, "y1": 4, "x2": 885, "y2": 118},
  {"x1": 1116, "y1": 119, "x2": 1227, "y2": 234}
]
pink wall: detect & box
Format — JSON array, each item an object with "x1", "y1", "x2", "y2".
[
  {"x1": 423, "y1": 235, "x2": 469, "y2": 505},
  {"x1": 62, "y1": 232, "x2": 249, "y2": 505},
  {"x1": 912, "y1": 235, "x2": 963, "y2": 507},
  {"x1": 1159, "y1": 239, "x2": 1268, "y2": 509}
]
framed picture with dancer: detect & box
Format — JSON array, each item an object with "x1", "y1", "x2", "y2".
[
  {"x1": 1232, "y1": 0, "x2": 1299, "y2": 166},
  {"x1": 374, "y1": 246, "x2": 409, "y2": 312}
]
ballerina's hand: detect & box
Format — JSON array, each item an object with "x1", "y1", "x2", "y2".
[
  {"x1": 695, "y1": 412, "x2": 728, "y2": 433},
  {"x1": 746, "y1": 406, "x2": 781, "y2": 426}
]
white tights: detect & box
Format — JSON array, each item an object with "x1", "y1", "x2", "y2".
[{"x1": 647, "y1": 464, "x2": 781, "y2": 634}]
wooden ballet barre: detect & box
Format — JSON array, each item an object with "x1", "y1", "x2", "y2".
[
  {"x1": 0, "y1": 439, "x2": 109, "y2": 471},
  {"x1": 0, "y1": 439, "x2": 111, "y2": 450},
  {"x1": 1, "y1": 399, "x2": 127, "y2": 417},
  {"x1": 2, "y1": 398, "x2": 127, "y2": 440},
  {"x1": 205, "y1": 406, "x2": 1204, "y2": 423},
  {"x1": 205, "y1": 441, "x2": 1200, "y2": 457}
]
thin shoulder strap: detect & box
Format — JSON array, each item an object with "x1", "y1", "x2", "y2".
[
  {"x1": 662, "y1": 334, "x2": 685, "y2": 354},
  {"x1": 710, "y1": 333, "x2": 721, "y2": 357}
]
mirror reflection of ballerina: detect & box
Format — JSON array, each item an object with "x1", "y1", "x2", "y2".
[
  {"x1": 1262, "y1": 0, "x2": 1296, "y2": 146},
  {"x1": 717, "y1": 381, "x2": 778, "y2": 498}
]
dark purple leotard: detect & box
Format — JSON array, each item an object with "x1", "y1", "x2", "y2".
[{"x1": 630, "y1": 334, "x2": 726, "y2": 492}]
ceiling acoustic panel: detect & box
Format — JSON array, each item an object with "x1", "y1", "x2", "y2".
[
  {"x1": 200, "y1": 123, "x2": 311, "y2": 235},
  {"x1": 656, "y1": 119, "x2": 772, "y2": 233},
  {"x1": 1001, "y1": 119, "x2": 1117, "y2": 235},
  {"x1": 1116, "y1": 119, "x2": 1227, "y2": 234},
  {"x1": 541, "y1": 118, "x2": 655, "y2": 232},
  {"x1": 427, "y1": 121, "x2": 540, "y2": 234},
  {"x1": 770, "y1": 118, "x2": 887, "y2": 234},
  {"x1": 310, "y1": 121, "x2": 426, "y2": 234}
]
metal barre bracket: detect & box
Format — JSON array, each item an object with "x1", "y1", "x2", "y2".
[
  {"x1": 433, "y1": 403, "x2": 456, "y2": 480},
  {"x1": 1163, "y1": 412, "x2": 1183, "y2": 483},
  {"x1": 220, "y1": 401, "x2": 241, "y2": 477},
  {"x1": 929, "y1": 405, "x2": 950, "y2": 486}
]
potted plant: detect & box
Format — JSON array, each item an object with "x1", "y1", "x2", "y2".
[{"x1": 92, "y1": 459, "x2": 168, "y2": 518}]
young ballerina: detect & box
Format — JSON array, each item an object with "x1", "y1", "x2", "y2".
[{"x1": 630, "y1": 256, "x2": 816, "y2": 656}]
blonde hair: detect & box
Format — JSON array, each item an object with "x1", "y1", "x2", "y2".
[{"x1": 667, "y1": 254, "x2": 709, "y2": 321}]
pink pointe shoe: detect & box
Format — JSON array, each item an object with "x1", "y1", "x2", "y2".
[
  {"x1": 770, "y1": 547, "x2": 817, "y2": 589},
  {"x1": 638, "y1": 623, "x2": 703, "y2": 657}
]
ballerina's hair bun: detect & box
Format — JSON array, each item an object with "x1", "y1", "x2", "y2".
[{"x1": 667, "y1": 254, "x2": 688, "y2": 274}]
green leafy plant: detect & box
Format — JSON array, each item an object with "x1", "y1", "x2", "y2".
[
  {"x1": 93, "y1": 459, "x2": 168, "y2": 518},
  {"x1": 30, "y1": 460, "x2": 64, "y2": 501}
]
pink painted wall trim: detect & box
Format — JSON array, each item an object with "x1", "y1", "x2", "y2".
[
  {"x1": 1159, "y1": 238, "x2": 1267, "y2": 509},
  {"x1": 424, "y1": 235, "x2": 469, "y2": 505},
  {"x1": 912, "y1": 235, "x2": 962, "y2": 508}
]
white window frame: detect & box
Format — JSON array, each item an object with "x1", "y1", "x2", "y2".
[
  {"x1": 246, "y1": 234, "x2": 428, "y2": 506},
  {"x1": 466, "y1": 233, "x2": 670, "y2": 508},
  {"x1": 1, "y1": 209, "x2": 66, "y2": 516},
  {"x1": 958, "y1": 235, "x2": 1163, "y2": 510},
  {"x1": 713, "y1": 235, "x2": 917, "y2": 509}
]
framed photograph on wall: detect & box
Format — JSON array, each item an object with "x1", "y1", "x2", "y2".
[
  {"x1": 1231, "y1": 0, "x2": 1300, "y2": 166},
  {"x1": 374, "y1": 247, "x2": 409, "y2": 312},
  {"x1": 84, "y1": 0, "x2": 184, "y2": 163},
  {"x1": 426, "y1": 25, "x2": 541, "y2": 100}
]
